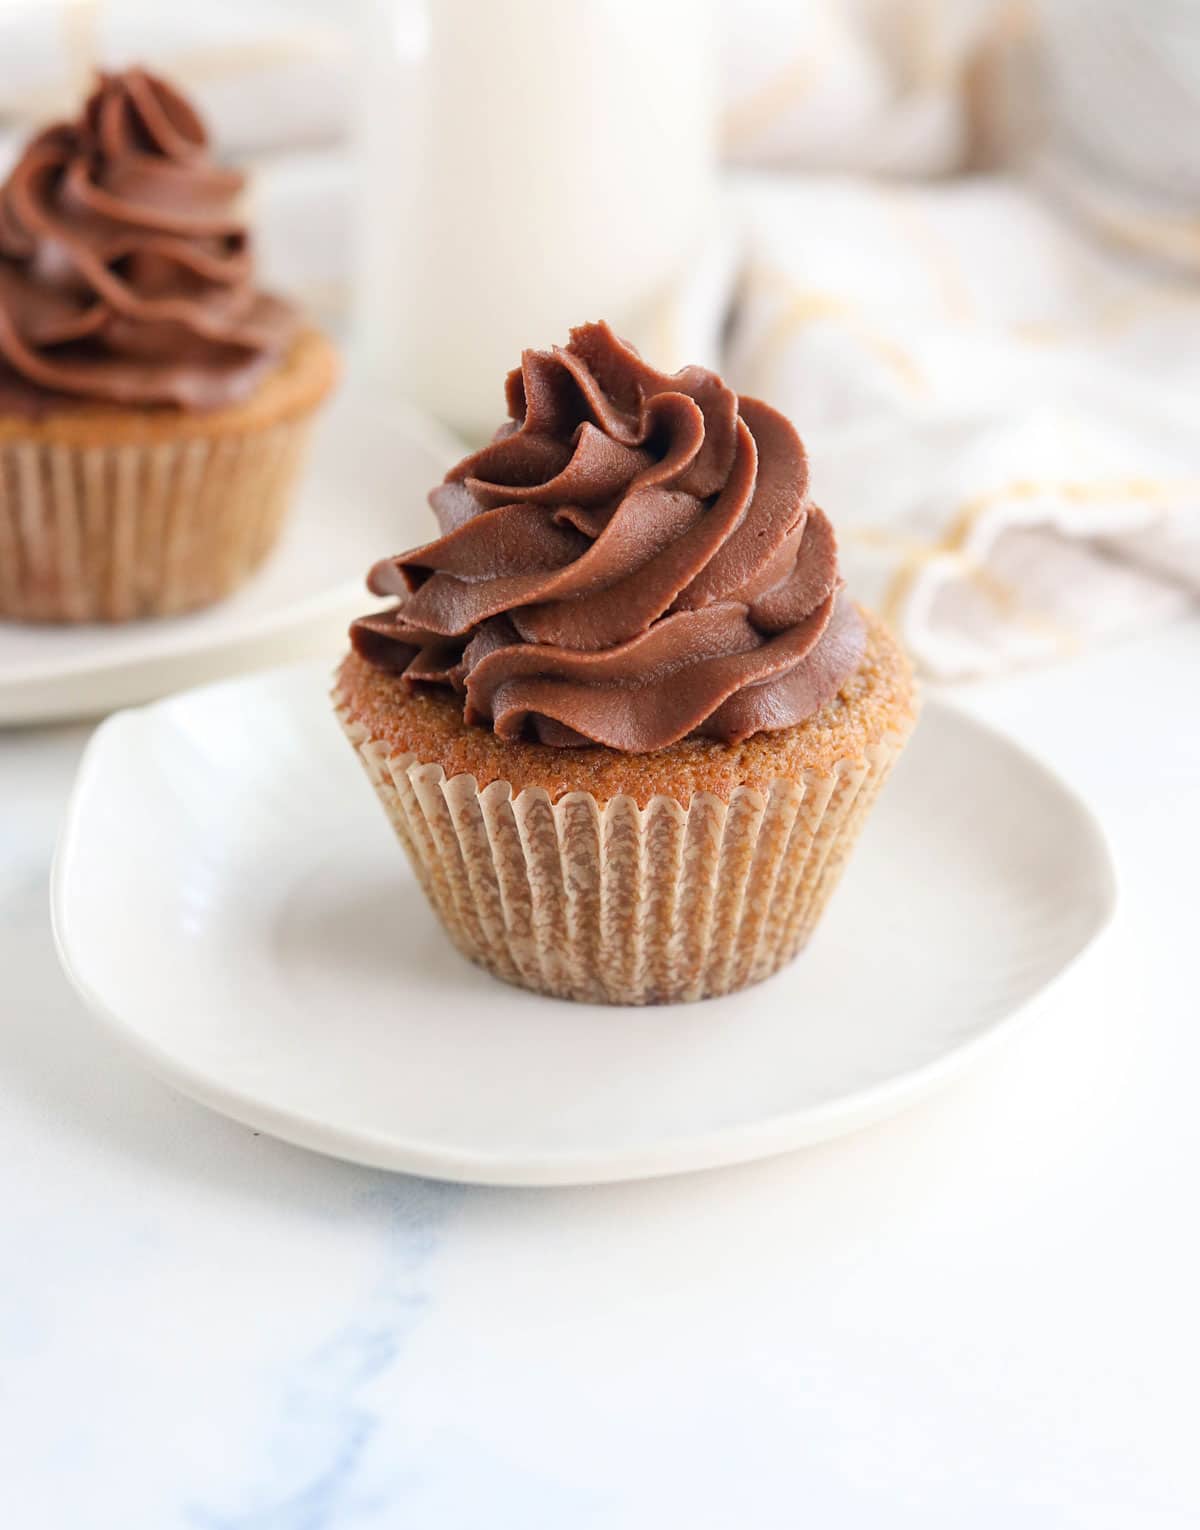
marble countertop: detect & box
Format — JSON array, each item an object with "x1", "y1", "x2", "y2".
[{"x1": 4, "y1": 620, "x2": 1199, "y2": 1530}]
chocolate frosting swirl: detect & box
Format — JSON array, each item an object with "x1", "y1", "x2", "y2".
[
  {"x1": 352, "y1": 322, "x2": 865, "y2": 752},
  {"x1": 0, "y1": 67, "x2": 297, "y2": 412}
]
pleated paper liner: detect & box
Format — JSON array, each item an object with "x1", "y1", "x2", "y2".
[
  {"x1": 0, "y1": 330, "x2": 336, "y2": 623},
  {"x1": 0, "y1": 420, "x2": 316, "y2": 622},
  {"x1": 337, "y1": 705, "x2": 910, "y2": 1006}
]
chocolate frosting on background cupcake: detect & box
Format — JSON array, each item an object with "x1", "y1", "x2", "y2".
[
  {"x1": 353, "y1": 322, "x2": 865, "y2": 751},
  {"x1": 0, "y1": 67, "x2": 296, "y2": 413}
]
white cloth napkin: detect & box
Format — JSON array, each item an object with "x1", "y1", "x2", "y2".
[
  {"x1": 0, "y1": 0, "x2": 348, "y2": 156},
  {"x1": 719, "y1": 0, "x2": 1002, "y2": 176},
  {"x1": 706, "y1": 174, "x2": 1200, "y2": 678}
]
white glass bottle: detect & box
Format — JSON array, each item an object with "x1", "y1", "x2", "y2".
[{"x1": 356, "y1": 0, "x2": 718, "y2": 439}]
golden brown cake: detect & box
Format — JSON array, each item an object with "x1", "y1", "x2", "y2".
[
  {"x1": 333, "y1": 322, "x2": 918, "y2": 1005},
  {"x1": 336, "y1": 606, "x2": 912, "y2": 807}
]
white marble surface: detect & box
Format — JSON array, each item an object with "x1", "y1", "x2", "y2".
[{"x1": 3, "y1": 621, "x2": 1199, "y2": 1530}]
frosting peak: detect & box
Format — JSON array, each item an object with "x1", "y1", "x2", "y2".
[
  {"x1": 0, "y1": 67, "x2": 296, "y2": 411},
  {"x1": 352, "y1": 322, "x2": 864, "y2": 751}
]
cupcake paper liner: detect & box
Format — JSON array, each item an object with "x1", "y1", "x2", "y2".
[
  {"x1": 0, "y1": 415, "x2": 314, "y2": 622},
  {"x1": 336, "y1": 705, "x2": 908, "y2": 1006}
]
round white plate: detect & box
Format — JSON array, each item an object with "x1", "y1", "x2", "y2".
[
  {"x1": 0, "y1": 384, "x2": 459, "y2": 724},
  {"x1": 52, "y1": 662, "x2": 1116, "y2": 1187}
]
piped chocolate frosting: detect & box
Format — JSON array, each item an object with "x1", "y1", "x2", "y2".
[
  {"x1": 0, "y1": 67, "x2": 296, "y2": 413},
  {"x1": 352, "y1": 322, "x2": 865, "y2": 752}
]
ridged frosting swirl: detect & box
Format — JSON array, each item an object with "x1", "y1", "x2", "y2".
[
  {"x1": 352, "y1": 322, "x2": 865, "y2": 752},
  {"x1": 0, "y1": 67, "x2": 296, "y2": 411}
]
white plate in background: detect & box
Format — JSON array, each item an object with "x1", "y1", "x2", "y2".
[
  {"x1": 52, "y1": 662, "x2": 1116, "y2": 1187},
  {"x1": 0, "y1": 384, "x2": 460, "y2": 724}
]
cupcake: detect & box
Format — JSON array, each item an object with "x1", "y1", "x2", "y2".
[
  {"x1": 0, "y1": 67, "x2": 336, "y2": 623},
  {"x1": 335, "y1": 323, "x2": 916, "y2": 1005}
]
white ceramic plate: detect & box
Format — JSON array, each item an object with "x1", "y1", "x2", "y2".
[
  {"x1": 52, "y1": 662, "x2": 1116, "y2": 1187},
  {"x1": 0, "y1": 384, "x2": 459, "y2": 724}
]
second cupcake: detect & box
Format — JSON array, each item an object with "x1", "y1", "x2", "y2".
[{"x1": 0, "y1": 66, "x2": 337, "y2": 623}]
